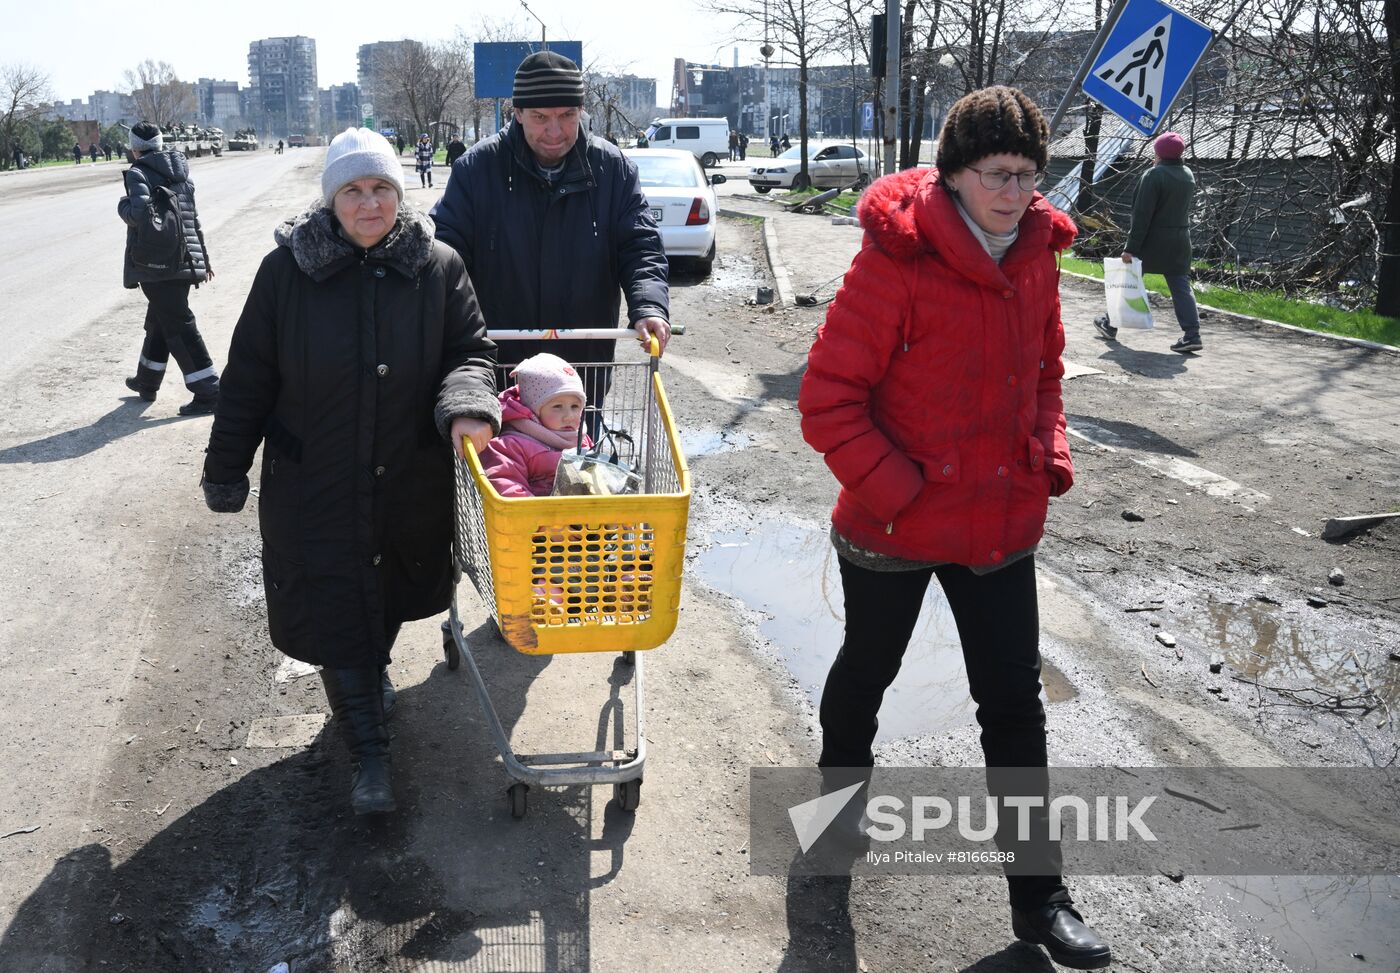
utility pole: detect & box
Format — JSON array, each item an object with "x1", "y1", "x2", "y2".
[
  {"x1": 882, "y1": 0, "x2": 900, "y2": 175},
  {"x1": 520, "y1": 0, "x2": 548, "y2": 48}
]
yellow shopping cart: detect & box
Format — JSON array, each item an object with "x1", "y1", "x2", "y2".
[{"x1": 442, "y1": 329, "x2": 691, "y2": 818}]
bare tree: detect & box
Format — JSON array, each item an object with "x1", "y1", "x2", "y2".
[
  {"x1": 122, "y1": 60, "x2": 196, "y2": 128},
  {"x1": 0, "y1": 63, "x2": 52, "y2": 170},
  {"x1": 381, "y1": 38, "x2": 475, "y2": 147},
  {"x1": 709, "y1": 0, "x2": 844, "y2": 187}
]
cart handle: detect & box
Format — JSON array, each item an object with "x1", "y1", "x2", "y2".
[{"x1": 484, "y1": 325, "x2": 685, "y2": 342}]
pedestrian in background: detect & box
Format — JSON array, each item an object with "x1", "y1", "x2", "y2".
[
  {"x1": 430, "y1": 50, "x2": 670, "y2": 396},
  {"x1": 119, "y1": 121, "x2": 220, "y2": 415},
  {"x1": 780, "y1": 132, "x2": 791, "y2": 151},
  {"x1": 395, "y1": 134, "x2": 406, "y2": 156},
  {"x1": 738, "y1": 132, "x2": 748, "y2": 160},
  {"x1": 415, "y1": 133, "x2": 434, "y2": 189},
  {"x1": 1094, "y1": 131, "x2": 1201, "y2": 354},
  {"x1": 88, "y1": 142, "x2": 98, "y2": 162},
  {"x1": 769, "y1": 133, "x2": 779, "y2": 155},
  {"x1": 799, "y1": 86, "x2": 1112, "y2": 970},
  {"x1": 72, "y1": 142, "x2": 82, "y2": 164},
  {"x1": 102, "y1": 142, "x2": 113, "y2": 162},
  {"x1": 200, "y1": 127, "x2": 500, "y2": 816},
  {"x1": 728, "y1": 129, "x2": 739, "y2": 161},
  {"x1": 445, "y1": 134, "x2": 467, "y2": 167}
]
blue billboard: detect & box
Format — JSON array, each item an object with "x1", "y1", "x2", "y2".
[{"x1": 474, "y1": 42, "x2": 585, "y2": 99}]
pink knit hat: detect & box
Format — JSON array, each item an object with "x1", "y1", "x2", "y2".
[
  {"x1": 510, "y1": 353, "x2": 586, "y2": 414},
  {"x1": 1154, "y1": 131, "x2": 1185, "y2": 159}
]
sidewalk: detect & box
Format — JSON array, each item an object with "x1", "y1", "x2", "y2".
[{"x1": 720, "y1": 194, "x2": 864, "y2": 301}]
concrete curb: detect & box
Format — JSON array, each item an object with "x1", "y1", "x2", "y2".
[
  {"x1": 720, "y1": 207, "x2": 795, "y2": 308},
  {"x1": 1060, "y1": 268, "x2": 1399, "y2": 355}
]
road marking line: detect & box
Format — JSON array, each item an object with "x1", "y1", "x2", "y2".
[{"x1": 1067, "y1": 421, "x2": 1270, "y2": 508}]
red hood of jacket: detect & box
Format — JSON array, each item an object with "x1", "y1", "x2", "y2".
[{"x1": 856, "y1": 167, "x2": 1076, "y2": 264}]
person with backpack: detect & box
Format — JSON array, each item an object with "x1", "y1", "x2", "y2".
[{"x1": 118, "y1": 120, "x2": 220, "y2": 415}]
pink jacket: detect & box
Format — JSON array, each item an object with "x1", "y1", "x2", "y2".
[{"x1": 480, "y1": 387, "x2": 591, "y2": 497}]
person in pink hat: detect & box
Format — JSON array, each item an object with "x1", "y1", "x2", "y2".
[
  {"x1": 1093, "y1": 130, "x2": 1202, "y2": 353},
  {"x1": 481, "y1": 353, "x2": 592, "y2": 497}
]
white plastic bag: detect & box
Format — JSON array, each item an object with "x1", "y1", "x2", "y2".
[
  {"x1": 1103, "y1": 257, "x2": 1154, "y2": 330},
  {"x1": 552, "y1": 448, "x2": 641, "y2": 497}
]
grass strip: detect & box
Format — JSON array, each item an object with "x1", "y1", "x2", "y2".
[{"x1": 1060, "y1": 254, "x2": 1400, "y2": 348}]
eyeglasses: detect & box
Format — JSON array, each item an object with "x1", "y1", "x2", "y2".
[{"x1": 965, "y1": 165, "x2": 1045, "y2": 192}]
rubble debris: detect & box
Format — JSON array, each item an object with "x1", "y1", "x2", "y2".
[
  {"x1": 1328, "y1": 567, "x2": 1346, "y2": 587},
  {"x1": 755, "y1": 286, "x2": 774, "y2": 305},
  {"x1": 1156, "y1": 632, "x2": 1177, "y2": 648},
  {"x1": 1321, "y1": 512, "x2": 1400, "y2": 541},
  {"x1": 1, "y1": 825, "x2": 40, "y2": 840},
  {"x1": 1209, "y1": 655, "x2": 1224, "y2": 674},
  {"x1": 1122, "y1": 509, "x2": 1146, "y2": 522},
  {"x1": 1306, "y1": 594, "x2": 1330, "y2": 608}
]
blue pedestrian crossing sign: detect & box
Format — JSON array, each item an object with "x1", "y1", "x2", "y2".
[{"x1": 1081, "y1": 0, "x2": 1214, "y2": 136}]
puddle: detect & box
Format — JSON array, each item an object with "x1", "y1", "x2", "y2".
[
  {"x1": 1185, "y1": 598, "x2": 1399, "y2": 707},
  {"x1": 1203, "y1": 875, "x2": 1400, "y2": 971},
  {"x1": 678, "y1": 427, "x2": 753, "y2": 458},
  {"x1": 695, "y1": 522, "x2": 1075, "y2": 742},
  {"x1": 1041, "y1": 659, "x2": 1076, "y2": 703}
]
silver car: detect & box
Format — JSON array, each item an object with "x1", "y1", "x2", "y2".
[{"x1": 747, "y1": 143, "x2": 872, "y2": 193}]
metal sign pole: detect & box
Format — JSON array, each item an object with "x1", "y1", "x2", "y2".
[
  {"x1": 882, "y1": 0, "x2": 900, "y2": 174},
  {"x1": 1048, "y1": 0, "x2": 1130, "y2": 139}
]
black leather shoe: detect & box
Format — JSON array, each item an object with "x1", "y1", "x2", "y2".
[
  {"x1": 1011, "y1": 901, "x2": 1112, "y2": 969},
  {"x1": 320, "y1": 667, "x2": 396, "y2": 815},
  {"x1": 124, "y1": 376, "x2": 158, "y2": 402},
  {"x1": 178, "y1": 395, "x2": 218, "y2": 417}
]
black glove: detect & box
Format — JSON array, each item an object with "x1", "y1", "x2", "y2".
[{"x1": 201, "y1": 473, "x2": 249, "y2": 513}]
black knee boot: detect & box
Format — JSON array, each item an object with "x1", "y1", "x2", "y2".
[{"x1": 320, "y1": 667, "x2": 396, "y2": 814}]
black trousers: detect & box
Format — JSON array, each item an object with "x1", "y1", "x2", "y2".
[
  {"x1": 819, "y1": 554, "x2": 1067, "y2": 909},
  {"x1": 134, "y1": 281, "x2": 219, "y2": 398}
]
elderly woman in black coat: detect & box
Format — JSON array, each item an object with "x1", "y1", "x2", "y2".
[{"x1": 201, "y1": 128, "x2": 500, "y2": 815}]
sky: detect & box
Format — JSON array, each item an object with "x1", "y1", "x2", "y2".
[{"x1": 1, "y1": 0, "x2": 761, "y2": 108}]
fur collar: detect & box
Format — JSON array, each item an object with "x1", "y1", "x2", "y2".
[{"x1": 274, "y1": 203, "x2": 437, "y2": 282}]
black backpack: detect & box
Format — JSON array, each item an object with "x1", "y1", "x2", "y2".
[{"x1": 129, "y1": 180, "x2": 190, "y2": 273}]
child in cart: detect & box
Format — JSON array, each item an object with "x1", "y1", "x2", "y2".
[
  {"x1": 480, "y1": 353, "x2": 591, "y2": 497},
  {"x1": 480, "y1": 352, "x2": 650, "y2": 616}
]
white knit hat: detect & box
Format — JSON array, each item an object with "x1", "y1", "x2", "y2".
[
  {"x1": 511, "y1": 353, "x2": 586, "y2": 414},
  {"x1": 322, "y1": 127, "x2": 404, "y2": 206}
]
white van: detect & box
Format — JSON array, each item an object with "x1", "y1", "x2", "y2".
[{"x1": 643, "y1": 117, "x2": 730, "y2": 168}]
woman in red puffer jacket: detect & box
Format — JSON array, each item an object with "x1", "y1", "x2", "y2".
[{"x1": 799, "y1": 87, "x2": 1112, "y2": 971}]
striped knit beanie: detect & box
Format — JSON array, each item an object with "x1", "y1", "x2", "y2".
[{"x1": 512, "y1": 51, "x2": 585, "y2": 108}]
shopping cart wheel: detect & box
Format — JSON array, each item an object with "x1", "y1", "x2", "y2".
[
  {"x1": 508, "y1": 782, "x2": 529, "y2": 819},
  {"x1": 614, "y1": 778, "x2": 642, "y2": 812},
  {"x1": 441, "y1": 621, "x2": 460, "y2": 671},
  {"x1": 620, "y1": 651, "x2": 636, "y2": 665}
]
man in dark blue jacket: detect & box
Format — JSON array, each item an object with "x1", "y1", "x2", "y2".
[{"x1": 430, "y1": 51, "x2": 670, "y2": 386}]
